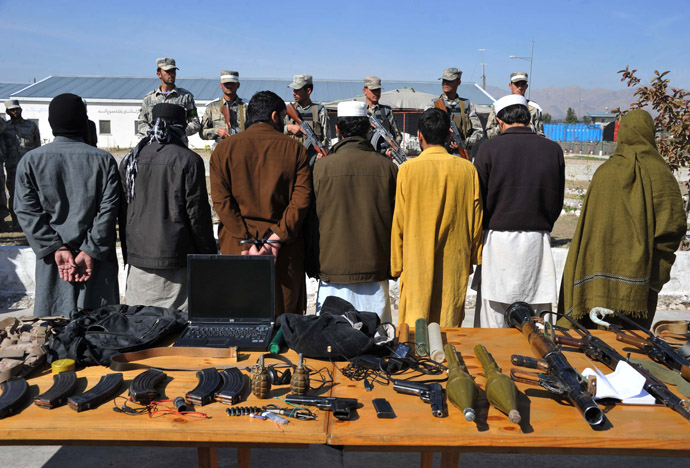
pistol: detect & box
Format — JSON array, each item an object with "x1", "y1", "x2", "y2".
[
  {"x1": 392, "y1": 379, "x2": 447, "y2": 418},
  {"x1": 284, "y1": 394, "x2": 358, "y2": 421}
]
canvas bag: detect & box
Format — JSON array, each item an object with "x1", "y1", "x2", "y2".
[
  {"x1": 46, "y1": 304, "x2": 187, "y2": 366},
  {"x1": 276, "y1": 296, "x2": 394, "y2": 359}
]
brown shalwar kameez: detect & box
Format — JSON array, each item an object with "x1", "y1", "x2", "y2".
[{"x1": 210, "y1": 122, "x2": 313, "y2": 316}]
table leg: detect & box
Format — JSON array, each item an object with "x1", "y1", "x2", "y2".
[
  {"x1": 441, "y1": 451, "x2": 459, "y2": 468},
  {"x1": 197, "y1": 447, "x2": 218, "y2": 468},
  {"x1": 238, "y1": 447, "x2": 251, "y2": 468},
  {"x1": 421, "y1": 452, "x2": 433, "y2": 468}
]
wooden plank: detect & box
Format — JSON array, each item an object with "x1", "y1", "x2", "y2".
[
  {"x1": 325, "y1": 328, "x2": 690, "y2": 455},
  {"x1": 0, "y1": 351, "x2": 329, "y2": 447}
]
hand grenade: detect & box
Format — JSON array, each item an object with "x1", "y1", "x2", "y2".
[
  {"x1": 251, "y1": 354, "x2": 271, "y2": 399},
  {"x1": 289, "y1": 354, "x2": 310, "y2": 396}
]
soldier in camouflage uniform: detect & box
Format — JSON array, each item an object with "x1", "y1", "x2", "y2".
[
  {"x1": 363, "y1": 76, "x2": 402, "y2": 159},
  {"x1": 0, "y1": 116, "x2": 7, "y2": 227},
  {"x1": 2, "y1": 100, "x2": 40, "y2": 228},
  {"x1": 432, "y1": 68, "x2": 484, "y2": 154},
  {"x1": 485, "y1": 71, "x2": 544, "y2": 139},
  {"x1": 200, "y1": 70, "x2": 247, "y2": 145},
  {"x1": 284, "y1": 74, "x2": 330, "y2": 166},
  {"x1": 137, "y1": 58, "x2": 200, "y2": 138}
]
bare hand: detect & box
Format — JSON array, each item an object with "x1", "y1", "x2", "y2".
[
  {"x1": 217, "y1": 128, "x2": 230, "y2": 139},
  {"x1": 449, "y1": 141, "x2": 459, "y2": 150},
  {"x1": 55, "y1": 248, "x2": 76, "y2": 282},
  {"x1": 385, "y1": 148, "x2": 394, "y2": 159},
  {"x1": 241, "y1": 244, "x2": 262, "y2": 256},
  {"x1": 287, "y1": 124, "x2": 303, "y2": 136},
  {"x1": 73, "y1": 251, "x2": 93, "y2": 282}
]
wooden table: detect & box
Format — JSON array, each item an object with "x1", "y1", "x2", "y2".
[
  {"x1": 326, "y1": 328, "x2": 690, "y2": 467},
  {"x1": 0, "y1": 351, "x2": 331, "y2": 468},
  {"x1": 2, "y1": 329, "x2": 689, "y2": 468}
]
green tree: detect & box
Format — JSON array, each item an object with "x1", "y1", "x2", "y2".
[
  {"x1": 543, "y1": 113, "x2": 552, "y2": 124},
  {"x1": 565, "y1": 107, "x2": 578, "y2": 124},
  {"x1": 582, "y1": 115, "x2": 592, "y2": 124},
  {"x1": 615, "y1": 67, "x2": 690, "y2": 212}
]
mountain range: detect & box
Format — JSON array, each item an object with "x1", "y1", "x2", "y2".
[{"x1": 485, "y1": 85, "x2": 637, "y2": 120}]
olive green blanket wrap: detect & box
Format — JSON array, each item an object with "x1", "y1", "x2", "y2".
[{"x1": 558, "y1": 110, "x2": 686, "y2": 322}]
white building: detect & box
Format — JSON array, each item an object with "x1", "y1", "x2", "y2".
[{"x1": 3, "y1": 76, "x2": 495, "y2": 150}]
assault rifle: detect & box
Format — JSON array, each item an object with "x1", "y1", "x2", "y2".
[
  {"x1": 368, "y1": 114, "x2": 407, "y2": 165},
  {"x1": 505, "y1": 302, "x2": 605, "y2": 427},
  {"x1": 286, "y1": 103, "x2": 328, "y2": 160},
  {"x1": 589, "y1": 308, "x2": 690, "y2": 382},
  {"x1": 433, "y1": 99, "x2": 470, "y2": 160},
  {"x1": 554, "y1": 311, "x2": 690, "y2": 423}
]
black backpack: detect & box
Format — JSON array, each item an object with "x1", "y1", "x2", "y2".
[{"x1": 46, "y1": 305, "x2": 187, "y2": 366}]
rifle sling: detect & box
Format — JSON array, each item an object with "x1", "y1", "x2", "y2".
[{"x1": 110, "y1": 346, "x2": 238, "y2": 372}]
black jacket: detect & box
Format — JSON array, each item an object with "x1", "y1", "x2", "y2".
[
  {"x1": 119, "y1": 141, "x2": 216, "y2": 268},
  {"x1": 473, "y1": 126, "x2": 565, "y2": 231}
]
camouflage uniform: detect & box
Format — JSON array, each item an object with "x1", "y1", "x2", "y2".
[
  {"x1": 485, "y1": 100, "x2": 544, "y2": 139},
  {"x1": 367, "y1": 104, "x2": 402, "y2": 156},
  {"x1": 0, "y1": 118, "x2": 6, "y2": 219},
  {"x1": 433, "y1": 94, "x2": 484, "y2": 150},
  {"x1": 285, "y1": 101, "x2": 330, "y2": 166},
  {"x1": 2, "y1": 117, "x2": 41, "y2": 221},
  {"x1": 200, "y1": 96, "x2": 247, "y2": 144},
  {"x1": 137, "y1": 86, "x2": 200, "y2": 137}
]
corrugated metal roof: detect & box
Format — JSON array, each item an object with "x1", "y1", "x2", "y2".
[
  {"x1": 11, "y1": 76, "x2": 495, "y2": 106},
  {"x1": 0, "y1": 82, "x2": 32, "y2": 99}
]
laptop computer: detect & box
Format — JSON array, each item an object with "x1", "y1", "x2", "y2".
[{"x1": 174, "y1": 254, "x2": 275, "y2": 350}]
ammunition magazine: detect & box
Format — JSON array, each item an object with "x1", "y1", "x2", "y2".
[
  {"x1": 0, "y1": 378, "x2": 30, "y2": 419},
  {"x1": 215, "y1": 368, "x2": 246, "y2": 405},
  {"x1": 186, "y1": 368, "x2": 221, "y2": 406},
  {"x1": 68, "y1": 373, "x2": 123, "y2": 412},
  {"x1": 35, "y1": 370, "x2": 78, "y2": 409},
  {"x1": 129, "y1": 368, "x2": 167, "y2": 403}
]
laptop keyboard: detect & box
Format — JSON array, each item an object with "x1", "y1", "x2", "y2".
[{"x1": 184, "y1": 325, "x2": 271, "y2": 341}]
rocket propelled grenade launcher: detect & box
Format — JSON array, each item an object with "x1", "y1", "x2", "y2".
[
  {"x1": 505, "y1": 302, "x2": 604, "y2": 427},
  {"x1": 474, "y1": 344, "x2": 521, "y2": 424},
  {"x1": 444, "y1": 344, "x2": 478, "y2": 421}
]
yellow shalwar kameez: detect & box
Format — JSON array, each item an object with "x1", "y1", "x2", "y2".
[{"x1": 391, "y1": 146, "x2": 483, "y2": 328}]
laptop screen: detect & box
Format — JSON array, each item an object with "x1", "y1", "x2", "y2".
[{"x1": 187, "y1": 254, "x2": 275, "y2": 323}]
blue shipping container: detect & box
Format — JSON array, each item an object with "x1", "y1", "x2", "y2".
[{"x1": 544, "y1": 124, "x2": 602, "y2": 142}]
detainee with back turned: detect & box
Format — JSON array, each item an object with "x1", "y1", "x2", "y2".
[
  {"x1": 559, "y1": 109, "x2": 686, "y2": 329},
  {"x1": 391, "y1": 108, "x2": 483, "y2": 328},
  {"x1": 474, "y1": 95, "x2": 564, "y2": 327},
  {"x1": 120, "y1": 103, "x2": 217, "y2": 313},
  {"x1": 14, "y1": 94, "x2": 120, "y2": 316},
  {"x1": 311, "y1": 101, "x2": 397, "y2": 321},
  {"x1": 210, "y1": 91, "x2": 312, "y2": 317}
]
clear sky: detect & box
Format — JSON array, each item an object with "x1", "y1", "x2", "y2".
[{"x1": 1, "y1": 0, "x2": 688, "y2": 91}]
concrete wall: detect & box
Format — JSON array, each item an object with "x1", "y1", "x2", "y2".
[{"x1": 2, "y1": 246, "x2": 688, "y2": 310}]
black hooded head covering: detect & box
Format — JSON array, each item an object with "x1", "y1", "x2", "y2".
[{"x1": 48, "y1": 93, "x2": 88, "y2": 137}]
